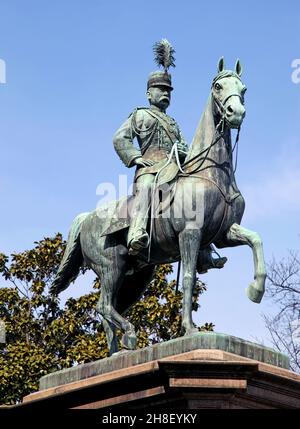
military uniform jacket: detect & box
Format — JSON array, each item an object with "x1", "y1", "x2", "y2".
[{"x1": 113, "y1": 106, "x2": 188, "y2": 172}]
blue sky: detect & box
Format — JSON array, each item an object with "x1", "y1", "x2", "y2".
[{"x1": 0, "y1": 0, "x2": 300, "y2": 345}]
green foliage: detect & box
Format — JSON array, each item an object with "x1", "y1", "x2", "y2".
[{"x1": 0, "y1": 234, "x2": 212, "y2": 404}]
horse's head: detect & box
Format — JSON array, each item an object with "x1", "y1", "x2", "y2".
[{"x1": 211, "y1": 57, "x2": 246, "y2": 129}]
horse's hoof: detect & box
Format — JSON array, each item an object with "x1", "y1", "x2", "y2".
[
  {"x1": 182, "y1": 327, "x2": 199, "y2": 336},
  {"x1": 121, "y1": 332, "x2": 137, "y2": 350},
  {"x1": 112, "y1": 349, "x2": 129, "y2": 357},
  {"x1": 187, "y1": 327, "x2": 199, "y2": 336},
  {"x1": 246, "y1": 282, "x2": 264, "y2": 303}
]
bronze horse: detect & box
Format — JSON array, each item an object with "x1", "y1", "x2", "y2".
[{"x1": 51, "y1": 58, "x2": 266, "y2": 355}]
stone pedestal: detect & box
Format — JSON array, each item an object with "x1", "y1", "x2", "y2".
[{"x1": 21, "y1": 333, "x2": 300, "y2": 409}]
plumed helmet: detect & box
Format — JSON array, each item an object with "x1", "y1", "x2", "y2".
[
  {"x1": 147, "y1": 39, "x2": 175, "y2": 91},
  {"x1": 147, "y1": 71, "x2": 173, "y2": 90}
]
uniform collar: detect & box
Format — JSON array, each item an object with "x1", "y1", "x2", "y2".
[{"x1": 150, "y1": 105, "x2": 166, "y2": 114}]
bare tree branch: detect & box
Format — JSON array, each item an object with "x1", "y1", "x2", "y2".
[{"x1": 264, "y1": 249, "x2": 300, "y2": 373}]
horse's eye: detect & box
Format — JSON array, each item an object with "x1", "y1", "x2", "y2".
[{"x1": 215, "y1": 83, "x2": 222, "y2": 90}]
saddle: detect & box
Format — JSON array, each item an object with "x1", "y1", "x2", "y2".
[{"x1": 100, "y1": 162, "x2": 179, "y2": 237}]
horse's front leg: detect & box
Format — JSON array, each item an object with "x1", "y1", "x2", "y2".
[
  {"x1": 225, "y1": 223, "x2": 266, "y2": 303},
  {"x1": 179, "y1": 228, "x2": 201, "y2": 335}
]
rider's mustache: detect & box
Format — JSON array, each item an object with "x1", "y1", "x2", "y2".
[{"x1": 159, "y1": 95, "x2": 170, "y2": 101}]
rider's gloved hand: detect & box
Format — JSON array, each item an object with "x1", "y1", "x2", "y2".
[
  {"x1": 133, "y1": 157, "x2": 155, "y2": 167},
  {"x1": 177, "y1": 142, "x2": 188, "y2": 155}
]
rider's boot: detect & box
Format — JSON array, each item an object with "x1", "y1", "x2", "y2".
[
  {"x1": 197, "y1": 245, "x2": 227, "y2": 274},
  {"x1": 127, "y1": 174, "x2": 154, "y2": 254},
  {"x1": 127, "y1": 219, "x2": 149, "y2": 254}
]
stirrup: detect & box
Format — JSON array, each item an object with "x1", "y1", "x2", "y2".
[
  {"x1": 197, "y1": 256, "x2": 228, "y2": 274},
  {"x1": 128, "y1": 231, "x2": 149, "y2": 254}
]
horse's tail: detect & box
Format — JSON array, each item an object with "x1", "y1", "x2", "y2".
[{"x1": 51, "y1": 212, "x2": 89, "y2": 294}]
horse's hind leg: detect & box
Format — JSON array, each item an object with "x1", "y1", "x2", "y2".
[
  {"x1": 93, "y1": 262, "x2": 120, "y2": 355},
  {"x1": 93, "y1": 257, "x2": 137, "y2": 355},
  {"x1": 222, "y1": 223, "x2": 266, "y2": 303},
  {"x1": 102, "y1": 319, "x2": 118, "y2": 355}
]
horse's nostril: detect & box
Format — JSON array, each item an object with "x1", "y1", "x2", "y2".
[{"x1": 227, "y1": 105, "x2": 234, "y2": 114}]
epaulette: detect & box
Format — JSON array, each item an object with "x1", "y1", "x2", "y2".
[{"x1": 128, "y1": 107, "x2": 149, "y2": 118}]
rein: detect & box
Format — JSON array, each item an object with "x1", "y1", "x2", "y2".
[
  {"x1": 179, "y1": 70, "x2": 244, "y2": 176},
  {"x1": 173, "y1": 74, "x2": 244, "y2": 292},
  {"x1": 147, "y1": 75, "x2": 243, "y2": 268},
  {"x1": 179, "y1": 95, "x2": 242, "y2": 176}
]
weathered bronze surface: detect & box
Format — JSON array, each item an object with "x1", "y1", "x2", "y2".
[{"x1": 51, "y1": 46, "x2": 266, "y2": 356}]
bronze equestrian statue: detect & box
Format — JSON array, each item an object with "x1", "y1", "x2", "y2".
[
  {"x1": 51, "y1": 43, "x2": 266, "y2": 356},
  {"x1": 112, "y1": 40, "x2": 222, "y2": 268}
]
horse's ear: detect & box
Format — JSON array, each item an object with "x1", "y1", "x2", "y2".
[
  {"x1": 217, "y1": 57, "x2": 225, "y2": 73},
  {"x1": 235, "y1": 59, "x2": 243, "y2": 76}
]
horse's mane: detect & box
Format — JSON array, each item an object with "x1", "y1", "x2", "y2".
[{"x1": 184, "y1": 94, "x2": 216, "y2": 168}]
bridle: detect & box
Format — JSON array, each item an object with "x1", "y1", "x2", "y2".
[
  {"x1": 212, "y1": 71, "x2": 244, "y2": 134},
  {"x1": 172, "y1": 72, "x2": 245, "y2": 291},
  {"x1": 178, "y1": 71, "x2": 244, "y2": 175},
  {"x1": 213, "y1": 92, "x2": 243, "y2": 132},
  {"x1": 148, "y1": 72, "x2": 245, "y2": 266}
]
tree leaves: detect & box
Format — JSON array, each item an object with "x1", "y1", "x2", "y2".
[{"x1": 0, "y1": 233, "x2": 212, "y2": 404}]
